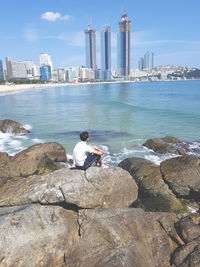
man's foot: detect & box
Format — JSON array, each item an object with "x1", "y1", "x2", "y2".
[{"x1": 101, "y1": 164, "x2": 109, "y2": 169}]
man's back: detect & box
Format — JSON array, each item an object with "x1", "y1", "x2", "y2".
[{"x1": 73, "y1": 141, "x2": 94, "y2": 167}]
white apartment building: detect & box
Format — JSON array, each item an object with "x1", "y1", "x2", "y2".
[
  {"x1": 11, "y1": 61, "x2": 27, "y2": 79},
  {"x1": 39, "y1": 53, "x2": 53, "y2": 71},
  {"x1": 79, "y1": 67, "x2": 95, "y2": 81}
]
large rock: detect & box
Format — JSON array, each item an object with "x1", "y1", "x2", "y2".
[
  {"x1": 118, "y1": 157, "x2": 187, "y2": 214},
  {"x1": 68, "y1": 208, "x2": 179, "y2": 266},
  {"x1": 175, "y1": 213, "x2": 200, "y2": 243},
  {"x1": 0, "y1": 142, "x2": 67, "y2": 187},
  {"x1": 160, "y1": 155, "x2": 200, "y2": 198},
  {"x1": 0, "y1": 119, "x2": 30, "y2": 135},
  {"x1": 143, "y1": 136, "x2": 190, "y2": 155},
  {"x1": 0, "y1": 167, "x2": 138, "y2": 209},
  {"x1": 0, "y1": 204, "x2": 78, "y2": 266},
  {"x1": 0, "y1": 152, "x2": 10, "y2": 167}
]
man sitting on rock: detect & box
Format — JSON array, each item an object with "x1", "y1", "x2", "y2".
[{"x1": 73, "y1": 131, "x2": 108, "y2": 170}]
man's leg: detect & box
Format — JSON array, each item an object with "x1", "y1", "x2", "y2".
[{"x1": 83, "y1": 153, "x2": 101, "y2": 170}]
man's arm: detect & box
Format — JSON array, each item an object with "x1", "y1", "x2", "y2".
[{"x1": 89, "y1": 145, "x2": 104, "y2": 156}]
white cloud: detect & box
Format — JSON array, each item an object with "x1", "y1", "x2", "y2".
[{"x1": 41, "y1": 12, "x2": 70, "y2": 22}]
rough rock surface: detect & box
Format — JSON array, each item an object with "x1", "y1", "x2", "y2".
[
  {"x1": 160, "y1": 155, "x2": 200, "y2": 198},
  {"x1": 175, "y1": 213, "x2": 200, "y2": 243},
  {"x1": 143, "y1": 136, "x2": 190, "y2": 155},
  {"x1": 0, "y1": 204, "x2": 78, "y2": 266},
  {"x1": 0, "y1": 119, "x2": 30, "y2": 135},
  {"x1": 118, "y1": 157, "x2": 187, "y2": 214},
  {"x1": 0, "y1": 142, "x2": 67, "y2": 187},
  {"x1": 171, "y1": 213, "x2": 200, "y2": 267},
  {"x1": 68, "y1": 208, "x2": 179, "y2": 267},
  {"x1": 0, "y1": 152, "x2": 10, "y2": 167},
  {"x1": 0, "y1": 167, "x2": 138, "y2": 209}
]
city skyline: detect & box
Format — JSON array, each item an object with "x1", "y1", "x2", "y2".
[{"x1": 0, "y1": 0, "x2": 200, "y2": 69}]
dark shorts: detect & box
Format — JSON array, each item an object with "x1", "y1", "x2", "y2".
[{"x1": 76, "y1": 153, "x2": 101, "y2": 171}]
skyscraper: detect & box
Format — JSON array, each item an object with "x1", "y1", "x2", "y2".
[
  {"x1": 143, "y1": 52, "x2": 154, "y2": 69},
  {"x1": 40, "y1": 65, "x2": 52, "y2": 81},
  {"x1": 138, "y1": 57, "x2": 144, "y2": 71},
  {"x1": 5, "y1": 57, "x2": 13, "y2": 79},
  {"x1": 39, "y1": 53, "x2": 53, "y2": 73},
  {"x1": 138, "y1": 52, "x2": 154, "y2": 70},
  {"x1": 0, "y1": 60, "x2": 4, "y2": 79},
  {"x1": 84, "y1": 25, "x2": 96, "y2": 70},
  {"x1": 101, "y1": 26, "x2": 111, "y2": 81},
  {"x1": 117, "y1": 14, "x2": 131, "y2": 76}
]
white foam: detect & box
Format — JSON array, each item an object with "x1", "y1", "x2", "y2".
[
  {"x1": 32, "y1": 138, "x2": 43, "y2": 143},
  {"x1": 23, "y1": 124, "x2": 32, "y2": 131},
  {"x1": 187, "y1": 206, "x2": 198, "y2": 213},
  {"x1": 189, "y1": 142, "x2": 200, "y2": 150}
]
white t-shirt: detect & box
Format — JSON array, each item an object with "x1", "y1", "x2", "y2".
[{"x1": 73, "y1": 141, "x2": 95, "y2": 166}]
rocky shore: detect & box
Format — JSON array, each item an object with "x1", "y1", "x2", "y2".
[{"x1": 0, "y1": 120, "x2": 199, "y2": 266}]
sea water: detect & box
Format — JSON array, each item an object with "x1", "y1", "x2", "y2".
[{"x1": 0, "y1": 80, "x2": 200, "y2": 166}]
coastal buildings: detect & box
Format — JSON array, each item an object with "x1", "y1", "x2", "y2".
[
  {"x1": 138, "y1": 52, "x2": 154, "y2": 70},
  {"x1": 84, "y1": 25, "x2": 96, "y2": 70},
  {"x1": 101, "y1": 26, "x2": 111, "y2": 81},
  {"x1": 40, "y1": 65, "x2": 52, "y2": 81},
  {"x1": 39, "y1": 53, "x2": 53, "y2": 74},
  {"x1": 0, "y1": 60, "x2": 4, "y2": 79},
  {"x1": 117, "y1": 14, "x2": 131, "y2": 76}
]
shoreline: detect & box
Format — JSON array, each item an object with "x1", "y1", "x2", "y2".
[{"x1": 0, "y1": 79, "x2": 199, "y2": 94}]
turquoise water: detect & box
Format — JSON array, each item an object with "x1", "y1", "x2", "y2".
[{"x1": 0, "y1": 80, "x2": 200, "y2": 165}]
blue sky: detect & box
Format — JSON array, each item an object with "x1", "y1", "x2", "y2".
[{"x1": 0, "y1": 0, "x2": 200, "y2": 69}]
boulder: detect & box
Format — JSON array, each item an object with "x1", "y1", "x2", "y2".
[
  {"x1": 175, "y1": 213, "x2": 200, "y2": 243},
  {"x1": 0, "y1": 119, "x2": 30, "y2": 135},
  {"x1": 0, "y1": 167, "x2": 138, "y2": 209},
  {"x1": 0, "y1": 204, "x2": 78, "y2": 266},
  {"x1": 118, "y1": 157, "x2": 187, "y2": 214},
  {"x1": 160, "y1": 155, "x2": 200, "y2": 198},
  {"x1": 68, "y1": 208, "x2": 179, "y2": 266},
  {"x1": 0, "y1": 142, "x2": 67, "y2": 187},
  {"x1": 171, "y1": 237, "x2": 200, "y2": 267},
  {"x1": 143, "y1": 136, "x2": 190, "y2": 155}
]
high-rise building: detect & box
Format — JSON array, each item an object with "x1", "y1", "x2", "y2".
[
  {"x1": 84, "y1": 25, "x2": 96, "y2": 70},
  {"x1": 5, "y1": 57, "x2": 13, "y2": 79},
  {"x1": 138, "y1": 57, "x2": 144, "y2": 71},
  {"x1": 57, "y1": 68, "x2": 66, "y2": 82},
  {"x1": 40, "y1": 65, "x2": 52, "y2": 81},
  {"x1": 0, "y1": 60, "x2": 4, "y2": 79},
  {"x1": 117, "y1": 14, "x2": 131, "y2": 76},
  {"x1": 11, "y1": 62, "x2": 27, "y2": 79},
  {"x1": 138, "y1": 52, "x2": 154, "y2": 70},
  {"x1": 23, "y1": 60, "x2": 37, "y2": 78},
  {"x1": 144, "y1": 52, "x2": 154, "y2": 69},
  {"x1": 101, "y1": 26, "x2": 111, "y2": 81},
  {"x1": 149, "y1": 52, "x2": 154, "y2": 69},
  {"x1": 39, "y1": 53, "x2": 53, "y2": 73}
]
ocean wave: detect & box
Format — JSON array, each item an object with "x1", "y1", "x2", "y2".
[
  {"x1": 23, "y1": 124, "x2": 32, "y2": 131},
  {"x1": 32, "y1": 138, "x2": 44, "y2": 143}
]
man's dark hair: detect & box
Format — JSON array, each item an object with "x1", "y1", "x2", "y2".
[{"x1": 80, "y1": 131, "x2": 89, "y2": 141}]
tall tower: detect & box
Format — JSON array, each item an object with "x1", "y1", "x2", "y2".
[
  {"x1": 101, "y1": 26, "x2": 111, "y2": 80},
  {"x1": 117, "y1": 14, "x2": 131, "y2": 76},
  {"x1": 84, "y1": 25, "x2": 96, "y2": 70}
]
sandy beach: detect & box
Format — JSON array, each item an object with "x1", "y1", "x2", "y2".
[
  {"x1": 0, "y1": 83, "x2": 69, "y2": 93},
  {"x1": 0, "y1": 80, "x2": 133, "y2": 94}
]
